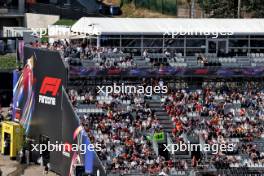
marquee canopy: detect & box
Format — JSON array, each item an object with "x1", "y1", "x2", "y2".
[{"x1": 71, "y1": 17, "x2": 264, "y2": 36}]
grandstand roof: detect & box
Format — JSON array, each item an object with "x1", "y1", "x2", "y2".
[{"x1": 71, "y1": 17, "x2": 264, "y2": 36}]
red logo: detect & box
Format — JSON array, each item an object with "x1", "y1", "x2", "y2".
[{"x1": 40, "y1": 77, "x2": 61, "y2": 96}]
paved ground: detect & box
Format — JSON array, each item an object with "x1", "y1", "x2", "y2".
[
  {"x1": 0, "y1": 109, "x2": 58, "y2": 176},
  {"x1": 21, "y1": 165, "x2": 58, "y2": 176},
  {"x1": 0, "y1": 154, "x2": 19, "y2": 176},
  {"x1": 0, "y1": 154, "x2": 58, "y2": 176}
]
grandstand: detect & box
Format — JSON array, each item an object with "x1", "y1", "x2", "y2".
[
  {"x1": 70, "y1": 18, "x2": 264, "y2": 68},
  {"x1": 62, "y1": 21, "x2": 264, "y2": 173},
  {"x1": 9, "y1": 17, "x2": 264, "y2": 176},
  {"x1": 67, "y1": 75, "x2": 264, "y2": 175}
]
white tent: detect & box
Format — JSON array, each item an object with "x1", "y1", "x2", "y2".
[{"x1": 71, "y1": 17, "x2": 264, "y2": 35}]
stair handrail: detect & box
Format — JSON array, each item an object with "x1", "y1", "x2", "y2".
[{"x1": 152, "y1": 137, "x2": 159, "y2": 156}]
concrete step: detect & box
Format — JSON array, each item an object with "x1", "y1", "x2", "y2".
[
  {"x1": 149, "y1": 103, "x2": 162, "y2": 106},
  {"x1": 157, "y1": 115, "x2": 171, "y2": 120},
  {"x1": 148, "y1": 100, "x2": 161, "y2": 104},
  {"x1": 161, "y1": 123, "x2": 174, "y2": 129},
  {"x1": 163, "y1": 129, "x2": 172, "y2": 133},
  {"x1": 149, "y1": 105, "x2": 164, "y2": 110},
  {"x1": 155, "y1": 111, "x2": 168, "y2": 116},
  {"x1": 158, "y1": 119, "x2": 173, "y2": 124},
  {"x1": 147, "y1": 97, "x2": 175, "y2": 136}
]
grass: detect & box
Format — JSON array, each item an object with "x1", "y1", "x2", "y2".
[
  {"x1": 54, "y1": 19, "x2": 77, "y2": 26},
  {"x1": 120, "y1": 3, "x2": 174, "y2": 17},
  {"x1": 101, "y1": 0, "x2": 197, "y2": 17},
  {"x1": 0, "y1": 54, "x2": 18, "y2": 70},
  {"x1": 102, "y1": 0, "x2": 175, "y2": 17}
]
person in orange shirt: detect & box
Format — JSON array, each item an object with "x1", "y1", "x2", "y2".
[
  {"x1": 176, "y1": 121, "x2": 183, "y2": 131},
  {"x1": 211, "y1": 115, "x2": 220, "y2": 125}
]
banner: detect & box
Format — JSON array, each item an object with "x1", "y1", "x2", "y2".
[
  {"x1": 69, "y1": 65, "x2": 264, "y2": 78},
  {"x1": 153, "y1": 132, "x2": 165, "y2": 142},
  {"x1": 14, "y1": 46, "x2": 105, "y2": 176}
]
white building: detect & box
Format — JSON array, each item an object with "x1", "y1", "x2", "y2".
[{"x1": 71, "y1": 18, "x2": 264, "y2": 57}]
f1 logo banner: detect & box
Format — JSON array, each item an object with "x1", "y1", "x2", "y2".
[
  {"x1": 39, "y1": 77, "x2": 61, "y2": 106},
  {"x1": 40, "y1": 77, "x2": 62, "y2": 96}
]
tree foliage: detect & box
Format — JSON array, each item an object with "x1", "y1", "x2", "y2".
[
  {"x1": 243, "y1": 0, "x2": 264, "y2": 18},
  {"x1": 199, "y1": 0, "x2": 264, "y2": 18}
]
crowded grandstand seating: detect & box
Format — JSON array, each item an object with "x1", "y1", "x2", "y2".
[
  {"x1": 162, "y1": 82, "x2": 264, "y2": 173},
  {"x1": 29, "y1": 40, "x2": 264, "y2": 69},
  {"x1": 26, "y1": 40, "x2": 264, "y2": 175},
  {"x1": 77, "y1": 92, "x2": 167, "y2": 175},
  {"x1": 66, "y1": 80, "x2": 264, "y2": 175}
]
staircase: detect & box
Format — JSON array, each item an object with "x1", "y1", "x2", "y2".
[{"x1": 146, "y1": 97, "x2": 173, "y2": 134}]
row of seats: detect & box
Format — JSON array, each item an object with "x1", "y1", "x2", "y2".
[
  {"x1": 242, "y1": 160, "x2": 264, "y2": 168},
  {"x1": 98, "y1": 100, "x2": 131, "y2": 105},
  {"x1": 100, "y1": 53, "x2": 129, "y2": 58},
  {"x1": 148, "y1": 58, "x2": 168, "y2": 63},
  {"x1": 116, "y1": 62, "x2": 133, "y2": 68},
  {"x1": 96, "y1": 96, "x2": 113, "y2": 100},
  {"x1": 168, "y1": 57, "x2": 185, "y2": 63},
  {"x1": 96, "y1": 96, "x2": 132, "y2": 105},
  {"x1": 251, "y1": 63, "x2": 264, "y2": 67},
  {"x1": 169, "y1": 62, "x2": 188, "y2": 67},
  {"x1": 253, "y1": 58, "x2": 264, "y2": 63},
  {"x1": 175, "y1": 53, "x2": 183, "y2": 57},
  {"x1": 187, "y1": 112, "x2": 199, "y2": 117},
  {"x1": 248, "y1": 53, "x2": 264, "y2": 58},
  {"x1": 77, "y1": 104, "x2": 97, "y2": 108},
  {"x1": 219, "y1": 58, "x2": 237, "y2": 63},
  {"x1": 147, "y1": 53, "x2": 166, "y2": 58},
  {"x1": 76, "y1": 108, "x2": 103, "y2": 113},
  {"x1": 204, "y1": 53, "x2": 217, "y2": 58},
  {"x1": 97, "y1": 99, "x2": 131, "y2": 105},
  {"x1": 76, "y1": 96, "x2": 96, "y2": 102},
  {"x1": 93, "y1": 57, "x2": 125, "y2": 62}
]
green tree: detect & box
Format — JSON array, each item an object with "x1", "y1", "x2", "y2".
[
  {"x1": 200, "y1": 0, "x2": 238, "y2": 18},
  {"x1": 199, "y1": 0, "x2": 264, "y2": 18},
  {"x1": 243, "y1": 0, "x2": 264, "y2": 17}
]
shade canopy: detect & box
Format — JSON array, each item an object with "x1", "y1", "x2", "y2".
[{"x1": 71, "y1": 17, "x2": 264, "y2": 36}]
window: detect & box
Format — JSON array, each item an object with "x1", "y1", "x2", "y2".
[
  {"x1": 186, "y1": 48, "x2": 205, "y2": 56},
  {"x1": 143, "y1": 39, "x2": 163, "y2": 47},
  {"x1": 164, "y1": 39, "x2": 184, "y2": 47},
  {"x1": 143, "y1": 48, "x2": 163, "y2": 53},
  {"x1": 121, "y1": 39, "x2": 141, "y2": 47},
  {"x1": 100, "y1": 39, "x2": 120, "y2": 47},
  {"x1": 229, "y1": 39, "x2": 248, "y2": 47},
  {"x1": 186, "y1": 39, "x2": 205, "y2": 47},
  {"x1": 166, "y1": 48, "x2": 184, "y2": 55},
  {"x1": 144, "y1": 35, "x2": 163, "y2": 39},
  {"x1": 250, "y1": 40, "x2": 264, "y2": 47}
]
